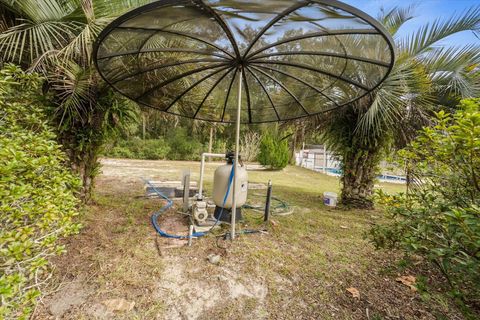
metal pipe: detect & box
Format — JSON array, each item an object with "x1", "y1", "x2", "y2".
[
  {"x1": 264, "y1": 180, "x2": 272, "y2": 222},
  {"x1": 188, "y1": 225, "x2": 193, "y2": 246},
  {"x1": 182, "y1": 171, "x2": 190, "y2": 213},
  {"x1": 198, "y1": 152, "x2": 225, "y2": 200},
  {"x1": 323, "y1": 145, "x2": 327, "y2": 174},
  {"x1": 231, "y1": 67, "x2": 243, "y2": 240}
]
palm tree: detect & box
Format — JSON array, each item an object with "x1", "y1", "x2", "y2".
[
  {"x1": 0, "y1": 0, "x2": 150, "y2": 201},
  {"x1": 304, "y1": 6, "x2": 480, "y2": 208}
]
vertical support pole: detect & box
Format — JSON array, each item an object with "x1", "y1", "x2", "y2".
[
  {"x1": 188, "y1": 225, "x2": 193, "y2": 247},
  {"x1": 208, "y1": 126, "x2": 214, "y2": 162},
  {"x1": 142, "y1": 113, "x2": 146, "y2": 140},
  {"x1": 264, "y1": 180, "x2": 272, "y2": 222},
  {"x1": 231, "y1": 67, "x2": 242, "y2": 240},
  {"x1": 325, "y1": 145, "x2": 329, "y2": 170},
  {"x1": 323, "y1": 144, "x2": 327, "y2": 173},
  {"x1": 183, "y1": 171, "x2": 190, "y2": 213},
  {"x1": 198, "y1": 154, "x2": 205, "y2": 200}
]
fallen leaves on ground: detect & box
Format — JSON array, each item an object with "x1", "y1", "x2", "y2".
[
  {"x1": 346, "y1": 287, "x2": 360, "y2": 299},
  {"x1": 396, "y1": 275, "x2": 417, "y2": 292}
]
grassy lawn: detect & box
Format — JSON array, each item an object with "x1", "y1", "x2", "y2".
[{"x1": 34, "y1": 159, "x2": 464, "y2": 320}]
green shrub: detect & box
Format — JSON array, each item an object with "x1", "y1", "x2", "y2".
[
  {"x1": 0, "y1": 65, "x2": 81, "y2": 319},
  {"x1": 369, "y1": 99, "x2": 480, "y2": 310},
  {"x1": 258, "y1": 131, "x2": 290, "y2": 169},
  {"x1": 142, "y1": 139, "x2": 171, "y2": 160},
  {"x1": 104, "y1": 137, "x2": 170, "y2": 160},
  {"x1": 104, "y1": 127, "x2": 205, "y2": 161},
  {"x1": 109, "y1": 145, "x2": 135, "y2": 159},
  {"x1": 166, "y1": 127, "x2": 203, "y2": 161}
]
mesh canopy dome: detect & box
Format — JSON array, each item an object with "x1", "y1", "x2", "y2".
[{"x1": 94, "y1": 0, "x2": 395, "y2": 123}]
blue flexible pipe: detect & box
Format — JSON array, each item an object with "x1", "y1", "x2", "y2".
[{"x1": 147, "y1": 161, "x2": 235, "y2": 239}]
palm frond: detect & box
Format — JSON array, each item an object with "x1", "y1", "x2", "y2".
[
  {"x1": 400, "y1": 6, "x2": 480, "y2": 56},
  {"x1": 44, "y1": 58, "x2": 95, "y2": 125},
  {"x1": 2, "y1": 0, "x2": 74, "y2": 23},
  {"x1": 356, "y1": 59, "x2": 433, "y2": 139},
  {"x1": 379, "y1": 5, "x2": 416, "y2": 36},
  {"x1": 0, "y1": 19, "x2": 81, "y2": 63},
  {"x1": 422, "y1": 44, "x2": 480, "y2": 69}
]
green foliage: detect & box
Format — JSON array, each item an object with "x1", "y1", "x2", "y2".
[
  {"x1": 0, "y1": 64, "x2": 81, "y2": 319},
  {"x1": 104, "y1": 128, "x2": 205, "y2": 161},
  {"x1": 0, "y1": 0, "x2": 151, "y2": 202},
  {"x1": 166, "y1": 127, "x2": 203, "y2": 161},
  {"x1": 369, "y1": 99, "x2": 480, "y2": 309},
  {"x1": 258, "y1": 131, "x2": 289, "y2": 170},
  {"x1": 106, "y1": 137, "x2": 170, "y2": 160}
]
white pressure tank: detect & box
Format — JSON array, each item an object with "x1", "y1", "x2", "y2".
[{"x1": 213, "y1": 162, "x2": 248, "y2": 209}]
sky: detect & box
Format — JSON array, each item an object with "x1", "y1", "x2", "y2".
[{"x1": 343, "y1": 0, "x2": 480, "y2": 46}]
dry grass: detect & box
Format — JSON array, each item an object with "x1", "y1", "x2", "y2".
[{"x1": 33, "y1": 159, "x2": 465, "y2": 320}]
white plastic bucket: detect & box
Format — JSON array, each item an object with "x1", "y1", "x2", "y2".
[{"x1": 323, "y1": 192, "x2": 338, "y2": 207}]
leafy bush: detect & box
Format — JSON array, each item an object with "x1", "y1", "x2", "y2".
[
  {"x1": 104, "y1": 128, "x2": 206, "y2": 161},
  {"x1": 258, "y1": 131, "x2": 290, "y2": 169},
  {"x1": 0, "y1": 65, "x2": 81, "y2": 319},
  {"x1": 166, "y1": 127, "x2": 203, "y2": 161},
  {"x1": 105, "y1": 137, "x2": 170, "y2": 160},
  {"x1": 369, "y1": 99, "x2": 480, "y2": 309}
]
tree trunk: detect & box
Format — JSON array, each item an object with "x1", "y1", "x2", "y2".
[
  {"x1": 60, "y1": 132, "x2": 100, "y2": 203},
  {"x1": 69, "y1": 147, "x2": 99, "y2": 203},
  {"x1": 340, "y1": 142, "x2": 381, "y2": 209},
  {"x1": 56, "y1": 107, "x2": 106, "y2": 204},
  {"x1": 207, "y1": 125, "x2": 214, "y2": 162},
  {"x1": 142, "y1": 113, "x2": 146, "y2": 140},
  {"x1": 289, "y1": 129, "x2": 297, "y2": 164}
]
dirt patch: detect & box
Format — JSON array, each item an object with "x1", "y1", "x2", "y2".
[
  {"x1": 155, "y1": 256, "x2": 268, "y2": 320},
  {"x1": 46, "y1": 279, "x2": 91, "y2": 318}
]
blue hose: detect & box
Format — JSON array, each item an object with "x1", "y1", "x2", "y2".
[{"x1": 147, "y1": 161, "x2": 235, "y2": 239}]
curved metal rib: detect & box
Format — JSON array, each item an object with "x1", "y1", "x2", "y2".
[
  {"x1": 249, "y1": 51, "x2": 390, "y2": 68},
  {"x1": 221, "y1": 68, "x2": 238, "y2": 122},
  {"x1": 135, "y1": 63, "x2": 230, "y2": 101},
  {"x1": 246, "y1": 29, "x2": 377, "y2": 60},
  {"x1": 116, "y1": 26, "x2": 234, "y2": 59},
  {"x1": 134, "y1": 17, "x2": 199, "y2": 63},
  {"x1": 242, "y1": 1, "x2": 307, "y2": 60},
  {"x1": 164, "y1": 65, "x2": 232, "y2": 112},
  {"x1": 253, "y1": 64, "x2": 339, "y2": 108},
  {"x1": 98, "y1": 48, "x2": 231, "y2": 60},
  {"x1": 111, "y1": 58, "x2": 227, "y2": 85},
  {"x1": 193, "y1": 67, "x2": 234, "y2": 118},
  {"x1": 245, "y1": 66, "x2": 280, "y2": 121},
  {"x1": 241, "y1": 69, "x2": 253, "y2": 123},
  {"x1": 194, "y1": 0, "x2": 241, "y2": 59},
  {"x1": 249, "y1": 65, "x2": 310, "y2": 116},
  {"x1": 250, "y1": 60, "x2": 370, "y2": 91}
]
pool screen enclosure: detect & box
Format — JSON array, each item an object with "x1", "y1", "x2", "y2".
[{"x1": 93, "y1": 0, "x2": 395, "y2": 238}]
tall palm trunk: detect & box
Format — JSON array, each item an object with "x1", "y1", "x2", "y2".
[
  {"x1": 340, "y1": 141, "x2": 381, "y2": 209},
  {"x1": 63, "y1": 136, "x2": 99, "y2": 202},
  {"x1": 54, "y1": 103, "x2": 106, "y2": 203},
  {"x1": 322, "y1": 101, "x2": 384, "y2": 209}
]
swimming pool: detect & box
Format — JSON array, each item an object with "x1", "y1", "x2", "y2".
[{"x1": 313, "y1": 167, "x2": 406, "y2": 184}]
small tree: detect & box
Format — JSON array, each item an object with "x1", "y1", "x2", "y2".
[
  {"x1": 240, "y1": 131, "x2": 261, "y2": 162},
  {"x1": 258, "y1": 131, "x2": 290, "y2": 170},
  {"x1": 369, "y1": 99, "x2": 480, "y2": 310}
]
